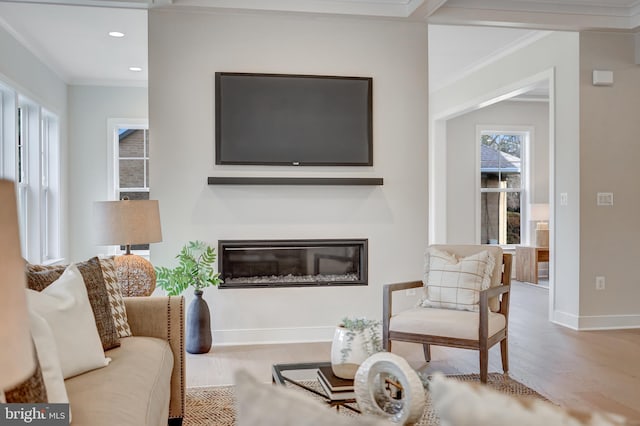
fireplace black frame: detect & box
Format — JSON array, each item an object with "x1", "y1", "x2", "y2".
[{"x1": 218, "y1": 239, "x2": 368, "y2": 289}]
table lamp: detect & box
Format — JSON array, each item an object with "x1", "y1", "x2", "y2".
[
  {"x1": 0, "y1": 179, "x2": 35, "y2": 400},
  {"x1": 94, "y1": 199, "x2": 162, "y2": 296},
  {"x1": 529, "y1": 203, "x2": 549, "y2": 247}
]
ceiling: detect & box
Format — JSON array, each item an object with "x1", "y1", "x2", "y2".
[{"x1": 0, "y1": 0, "x2": 637, "y2": 87}]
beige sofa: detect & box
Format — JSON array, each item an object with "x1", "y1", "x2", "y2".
[{"x1": 63, "y1": 296, "x2": 185, "y2": 426}]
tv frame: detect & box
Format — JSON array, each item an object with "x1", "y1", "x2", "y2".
[{"x1": 215, "y1": 72, "x2": 373, "y2": 167}]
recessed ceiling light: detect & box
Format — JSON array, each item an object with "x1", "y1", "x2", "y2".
[
  {"x1": 108, "y1": 31, "x2": 125, "y2": 38},
  {"x1": 129, "y1": 67, "x2": 143, "y2": 72}
]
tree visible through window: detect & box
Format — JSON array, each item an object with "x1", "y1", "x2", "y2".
[
  {"x1": 117, "y1": 128, "x2": 150, "y2": 250},
  {"x1": 480, "y1": 132, "x2": 523, "y2": 245}
]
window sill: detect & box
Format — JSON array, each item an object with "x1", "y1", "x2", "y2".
[{"x1": 41, "y1": 258, "x2": 65, "y2": 266}]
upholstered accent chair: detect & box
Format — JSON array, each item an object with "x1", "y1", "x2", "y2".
[{"x1": 382, "y1": 245, "x2": 512, "y2": 383}]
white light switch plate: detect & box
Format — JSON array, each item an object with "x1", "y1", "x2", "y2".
[{"x1": 597, "y1": 192, "x2": 614, "y2": 206}]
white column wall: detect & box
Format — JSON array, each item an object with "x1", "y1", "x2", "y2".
[{"x1": 148, "y1": 9, "x2": 429, "y2": 344}]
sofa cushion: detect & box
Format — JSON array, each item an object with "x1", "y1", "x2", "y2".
[
  {"x1": 28, "y1": 310, "x2": 69, "y2": 404},
  {"x1": 64, "y1": 336, "x2": 173, "y2": 426},
  {"x1": 421, "y1": 248, "x2": 494, "y2": 312},
  {"x1": 27, "y1": 264, "x2": 110, "y2": 379},
  {"x1": 26, "y1": 257, "x2": 121, "y2": 350},
  {"x1": 4, "y1": 358, "x2": 47, "y2": 403},
  {"x1": 99, "y1": 256, "x2": 132, "y2": 338},
  {"x1": 390, "y1": 307, "x2": 506, "y2": 341}
]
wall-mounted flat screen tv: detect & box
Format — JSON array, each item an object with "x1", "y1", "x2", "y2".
[{"x1": 215, "y1": 72, "x2": 372, "y2": 166}]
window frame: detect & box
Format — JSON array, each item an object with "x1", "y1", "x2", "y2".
[
  {"x1": 475, "y1": 125, "x2": 534, "y2": 246},
  {"x1": 106, "y1": 118, "x2": 150, "y2": 257}
]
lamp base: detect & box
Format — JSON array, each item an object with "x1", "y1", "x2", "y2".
[{"x1": 115, "y1": 254, "x2": 156, "y2": 297}]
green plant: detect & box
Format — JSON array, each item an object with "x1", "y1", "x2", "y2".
[
  {"x1": 339, "y1": 317, "x2": 383, "y2": 362},
  {"x1": 155, "y1": 240, "x2": 222, "y2": 296}
]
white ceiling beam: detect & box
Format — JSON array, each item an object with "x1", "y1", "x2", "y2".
[
  {"x1": 0, "y1": 0, "x2": 153, "y2": 9},
  {"x1": 168, "y1": 0, "x2": 412, "y2": 18},
  {"x1": 407, "y1": 0, "x2": 448, "y2": 19},
  {"x1": 428, "y1": 6, "x2": 635, "y2": 31}
]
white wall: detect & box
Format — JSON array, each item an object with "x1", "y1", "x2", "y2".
[
  {"x1": 446, "y1": 100, "x2": 549, "y2": 243},
  {"x1": 67, "y1": 85, "x2": 148, "y2": 261},
  {"x1": 149, "y1": 9, "x2": 429, "y2": 344},
  {"x1": 0, "y1": 23, "x2": 68, "y2": 260},
  {"x1": 578, "y1": 32, "x2": 640, "y2": 328},
  {"x1": 430, "y1": 31, "x2": 581, "y2": 328}
]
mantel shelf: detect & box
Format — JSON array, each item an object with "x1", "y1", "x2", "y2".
[{"x1": 207, "y1": 177, "x2": 384, "y2": 186}]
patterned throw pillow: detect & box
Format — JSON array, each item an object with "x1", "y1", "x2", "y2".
[
  {"x1": 99, "y1": 256, "x2": 132, "y2": 338},
  {"x1": 26, "y1": 257, "x2": 121, "y2": 350},
  {"x1": 420, "y1": 248, "x2": 495, "y2": 312},
  {"x1": 4, "y1": 357, "x2": 48, "y2": 403}
]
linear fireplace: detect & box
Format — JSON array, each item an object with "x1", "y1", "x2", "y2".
[{"x1": 218, "y1": 239, "x2": 368, "y2": 288}]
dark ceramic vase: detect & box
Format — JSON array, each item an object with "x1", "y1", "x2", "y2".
[{"x1": 186, "y1": 290, "x2": 212, "y2": 354}]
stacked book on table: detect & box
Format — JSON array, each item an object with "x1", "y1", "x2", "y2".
[{"x1": 317, "y1": 366, "x2": 355, "y2": 400}]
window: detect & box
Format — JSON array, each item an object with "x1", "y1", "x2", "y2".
[
  {"x1": 117, "y1": 127, "x2": 150, "y2": 251},
  {"x1": 41, "y1": 111, "x2": 60, "y2": 262},
  {"x1": 0, "y1": 81, "x2": 61, "y2": 263},
  {"x1": 479, "y1": 129, "x2": 529, "y2": 245}
]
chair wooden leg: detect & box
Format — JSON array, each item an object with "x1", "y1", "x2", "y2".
[
  {"x1": 479, "y1": 347, "x2": 488, "y2": 383},
  {"x1": 500, "y1": 338, "x2": 509, "y2": 373},
  {"x1": 423, "y1": 344, "x2": 431, "y2": 362}
]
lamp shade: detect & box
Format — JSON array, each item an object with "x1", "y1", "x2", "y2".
[
  {"x1": 0, "y1": 179, "x2": 35, "y2": 390},
  {"x1": 93, "y1": 199, "x2": 162, "y2": 246},
  {"x1": 529, "y1": 203, "x2": 550, "y2": 222}
]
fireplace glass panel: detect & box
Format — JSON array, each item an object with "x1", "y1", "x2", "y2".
[{"x1": 219, "y1": 240, "x2": 367, "y2": 288}]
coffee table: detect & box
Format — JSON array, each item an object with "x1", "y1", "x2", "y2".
[{"x1": 271, "y1": 361, "x2": 360, "y2": 413}]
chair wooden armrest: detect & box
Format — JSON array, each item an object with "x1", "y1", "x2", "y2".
[{"x1": 382, "y1": 280, "x2": 423, "y2": 350}]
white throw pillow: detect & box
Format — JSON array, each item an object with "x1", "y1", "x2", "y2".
[
  {"x1": 429, "y1": 373, "x2": 628, "y2": 426},
  {"x1": 420, "y1": 248, "x2": 494, "y2": 312},
  {"x1": 29, "y1": 311, "x2": 69, "y2": 403},
  {"x1": 27, "y1": 264, "x2": 110, "y2": 379}
]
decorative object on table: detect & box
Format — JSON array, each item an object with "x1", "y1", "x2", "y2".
[
  {"x1": 529, "y1": 203, "x2": 549, "y2": 247},
  {"x1": 155, "y1": 240, "x2": 222, "y2": 354},
  {"x1": 93, "y1": 198, "x2": 163, "y2": 296},
  {"x1": 0, "y1": 179, "x2": 36, "y2": 401},
  {"x1": 353, "y1": 352, "x2": 426, "y2": 425},
  {"x1": 317, "y1": 365, "x2": 356, "y2": 400},
  {"x1": 331, "y1": 317, "x2": 382, "y2": 379}
]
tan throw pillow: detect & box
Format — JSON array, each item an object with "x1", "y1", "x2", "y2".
[
  {"x1": 26, "y1": 257, "x2": 120, "y2": 350},
  {"x1": 429, "y1": 373, "x2": 629, "y2": 426},
  {"x1": 99, "y1": 256, "x2": 132, "y2": 338},
  {"x1": 420, "y1": 248, "x2": 494, "y2": 312},
  {"x1": 4, "y1": 356, "x2": 48, "y2": 403}
]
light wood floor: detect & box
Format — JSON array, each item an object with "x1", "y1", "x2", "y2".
[{"x1": 186, "y1": 281, "x2": 640, "y2": 421}]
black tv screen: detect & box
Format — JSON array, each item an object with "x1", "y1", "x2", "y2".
[{"x1": 215, "y1": 73, "x2": 372, "y2": 166}]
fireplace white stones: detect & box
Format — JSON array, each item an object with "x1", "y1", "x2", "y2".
[{"x1": 218, "y1": 239, "x2": 368, "y2": 288}]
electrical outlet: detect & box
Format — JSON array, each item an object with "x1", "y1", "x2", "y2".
[
  {"x1": 560, "y1": 193, "x2": 568, "y2": 206},
  {"x1": 406, "y1": 288, "x2": 416, "y2": 296},
  {"x1": 595, "y1": 276, "x2": 606, "y2": 290}
]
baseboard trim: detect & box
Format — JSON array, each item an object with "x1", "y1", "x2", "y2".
[
  {"x1": 551, "y1": 310, "x2": 580, "y2": 330},
  {"x1": 213, "y1": 326, "x2": 335, "y2": 346},
  {"x1": 577, "y1": 314, "x2": 640, "y2": 330},
  {"x1": 552, "y1": 310, "x2": 640, "y2": 330}
]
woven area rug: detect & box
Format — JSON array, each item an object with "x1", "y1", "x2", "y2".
[{"x1": 184, "y1": 373, "x2": 547, "y2": 425}]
